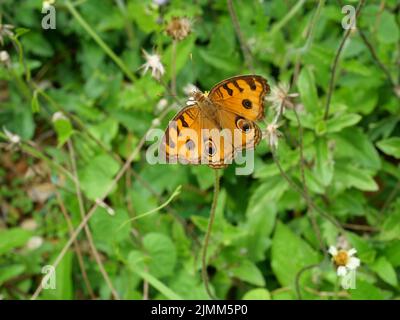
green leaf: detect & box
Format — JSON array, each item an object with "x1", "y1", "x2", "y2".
[
  {"x1": 335, "y1": 163, "x2": 378, "y2": 192},
  {"x1": 377, "y1": 11, "x2": 399, "y2": 44},
  {"x1": 0, "y1": 228, "x2": 32, "y2": 255},
  {"x1": 271, "y1": 222, "x2": 320, "y2": 287},
  {"x1": 297, "y1": 67, "x2": 320, "y2": 114},
  {"x1": 376, "y1": 137, "x2": 400, "y2": 159},
  {"x1": 31, "y1": 91, "x2": 40, "y2": 113},
  {"x1": 53, "y1": 116, "x2": 73, "y2": 147},
  {"x1": 143, "y1": 233, "x2": 177, "y2": 278},
  {"x1": 314, "y1": 138, "x2": 334, "y2": 187},
  {"x1": 0, "y1": 264, "x2": 26, "y2": 286},
  {"x1": 326, "y1": 113, "x2": 361, "y2": 133},
  {"x1": 242, "y1": 288, "x2": 271, "y2": 300},
  {"x1": 334, "y1": 128, "x2": 381, "y2": 170},
  {"x1": 370, "y1": 256, "x2": 398, "y2": 287},
  {"x1": 350, "y1": 280, "x2": 385, "y2": 300},
  {"x1": 230, "y1": 260, "x2": 265, "y2": 287},
  {"x1": 244, "y1": 202, "x2": 276, "y2": 261},
  {"x1": 41, "y1": 251, "x2": 73, "y2": 300},
  {"x1": 79, "y1": 153, "x2": 120, "y2": 200},
  {"x1": 133, "y1": 268, "x2": 183, "y2": 300}
]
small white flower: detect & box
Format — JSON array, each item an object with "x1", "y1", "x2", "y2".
[
  {"x1": 26, "y1": 236, "x2": 44, "y2": 250},
  {"x1": 52, "y1": 111, "x2": 67, "y2": 122},
  {"x1": 140, "y1": 49, "x2": 165, "y2": 80},
  {"x1": 263, "y1": 123, "x2": 282, "y2": 150},
  {"x1": 0, "y1": 50, "x2": 10, "y2": 62},
  {"x1": 183, "y1": 83, "x2": 198, "y2": 96},
  {"x1": 329, "y1": 245, "x2": 361, "y2": 277},
  {"x1": 155, "y1": 98, "x2": 168, "y2": 112},
  {"x1": 153, "y1": 0, "x2": 168, "y2": 6},
  {"x1": 3, "y1": 127, "x2": 21, "y2": 145},
  {"x1": 21, "y1": 219, "x2": 38, "y2": 231},
  {"x1": 95, "y1": 198, "x2": 115, "y2": 216},
  {"x1": 152, "y1": 118, "x2": 161, "y2": 127},
  {"x1": 42, "y1": 0, "x2": 55, "y2": 10},
  {"x1": 0, "y1": 23, "x2": 14, "y2": 46},
  {"x1": 266, "y1": 82, "x2": 299, "y2": 114}
]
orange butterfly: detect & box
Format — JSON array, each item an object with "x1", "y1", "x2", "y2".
[{"x1": 160, "y1": 75, "x2": 270, "y2": 168}]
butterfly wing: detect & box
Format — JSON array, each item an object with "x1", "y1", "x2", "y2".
[
  {"x1": 208, "y1": 75, "x2": 269, "y2": 121},
  {"x1": 161, "y1": 104, "x2": 203, "y2": 165},
  {"x1": 160, "y1": 104, "x2": 235, "y2": 168}
]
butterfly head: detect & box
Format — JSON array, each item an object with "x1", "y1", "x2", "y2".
[{"x1": 189, "y1": 90, "x2": 208, "y2": 103}]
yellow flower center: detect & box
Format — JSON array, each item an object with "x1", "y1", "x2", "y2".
[{"x1": 334, "y1": 250, "x2": 349, "y2": 266}]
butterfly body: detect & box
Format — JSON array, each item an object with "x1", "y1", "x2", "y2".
[{"x1": 161, "y1": 75, "x2": 270, "y2": 168}]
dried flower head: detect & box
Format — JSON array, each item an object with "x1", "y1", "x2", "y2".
[
  {"x1": 266, "y1": 82, "x2": 299, "y2": 114},
  {"x1": 0, "y1": 23, "x2": 14, "y2": 45},
  {"x1": 140, "y1": 49, "x2": 165, "y2": 80},
  {"x1": 329, "y1": 246, "x2": 360, "y2": 277},
  {"x1": 166, "y1": 17, "x2": 191, "y2": 41},
  {"x1": 263, "y1": 123, "x2": 282, "y2": 150}
]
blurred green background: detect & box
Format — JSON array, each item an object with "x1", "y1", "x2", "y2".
[{"x1": 0, "y1": 0, "x2": 399, "y2": 300}]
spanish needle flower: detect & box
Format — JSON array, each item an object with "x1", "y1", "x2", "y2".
[
  {"x1": 329, "y1": 246, "x2": 360, "y2": 277},
  {"x1": 140, "y1": 49, "x2": 165, "y2": 80}
]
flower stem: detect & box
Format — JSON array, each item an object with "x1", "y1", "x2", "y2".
[{"x1": 201, "y1": 169, "x2": 220, "y2": 300}]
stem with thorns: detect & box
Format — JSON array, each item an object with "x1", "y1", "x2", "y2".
[{"x1": 201, "y1": 169, "x2": 220, "y2": 300}]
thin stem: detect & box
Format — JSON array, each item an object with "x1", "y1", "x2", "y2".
[
  {"x1": 293, "y1": 109, "x2": 326, "y2": 254},
  {"x1": 201, "y1": 169, "x2": 220, "y2": 300},
  {"x1": 65, "y1": 0, "x2": 137, "y2": 82},
  {"x1": 324, "y1": 0, "x2": 366, "y2": 120},
  {"x1": 272, "y1": 151, "x2": 344, "y2": 233},
  {"x1": 295, "y1": 263, "x2": 321, "y2": 300},
  {"x1": 31, "y1": 106, "x2": 172, "y2": 300},
  {"x1": 227, "y1": 0, "x2": 254, "y2": 72},
  {"x1": 170, "y1": 40, "x2": 177, "y2": 96},
  {"x1": 55, "y1": 190, "x2": 96, "y2": 299},
  {"x1": 270, "y1": 0, "x2": 306, "y2": 37},
  {"x1": 67, "y1": 140, "x2": 120, "y2": 300},
  {"x1": 358, "y1": 27, "x2": 398, "y2": 90}
]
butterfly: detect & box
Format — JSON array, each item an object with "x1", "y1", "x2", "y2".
[{"x1": 160, "y1": 75, "x2": 270, "y2": 168}]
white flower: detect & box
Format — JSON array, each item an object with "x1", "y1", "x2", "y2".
[
  {"x1": 155, "y1": 98, "x2": 168, "y2": 112},
  {"x1": 329, "y1": 245, "x2": 360, "y2": 277},
  {"x1": 3, "y1": 127, "x2": 21, "y2": 145},
  {"x1": 0, "y1": 50, "x2": 10, "y2": 62},
  {"x1": 152, "y1": 118, "x2": 161, "y2": 127},
  {"x1": 263, "y1": 123, "x2": 282, "y2": 150},
  {"x1": 186, "y1": 96, "x2": 196, "y2": 106},
  {"x1": 140, "y1": 49, "x2": 165, "y2": 80},
  {"x1": 42, "y1": 0, "x2": 55, "y2": 10},
  {"x1": 52, "y1": 111, "x2": 67, "y2": 122},
  {"x1": 153, "y1": 0, "x2": 168, "y2": 6},
  {"x1": 266, "y1": 82, "x2": 299, "y2": 114},
  {"x1": 26, "y1": 236, "x2": 44, "y2": 250},
  {"x1": 183, "y1": 83, "x2": 198, "y2": 96},
  {"x1": 0, "y1": 23, "x2": 14, "y2": 46}
]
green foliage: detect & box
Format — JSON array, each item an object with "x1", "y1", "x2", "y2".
[{"x1": 0, "y1": 0, "x2": 399, "y2": 300}]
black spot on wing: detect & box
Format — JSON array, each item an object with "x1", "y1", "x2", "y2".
[{"x1": 242, "y1": 99, "x2": 252, "y2": 109}]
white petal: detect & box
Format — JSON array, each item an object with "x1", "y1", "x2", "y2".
[
  {"x1": 328, "y1": 246, "x2": 338, "y2": 256},
  {"x1": 348, "y1": 248, "x2": 357, "y2": 256},
  {"x1": 337, "y1": 266, "x2": 348, "y2": 276},
  {"x1": 347, "y1": 257, "x2": 360, "y2": 270}
]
